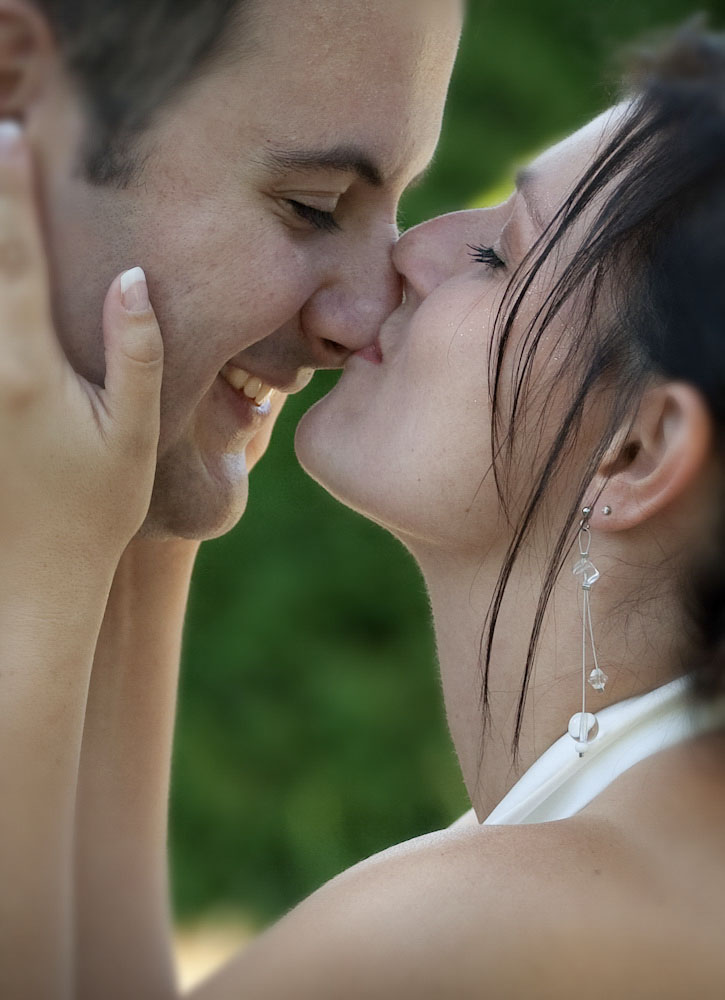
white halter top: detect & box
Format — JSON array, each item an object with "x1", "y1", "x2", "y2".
[{"x1": 483, "y1": 676, "x2": 725, "y2": 826}]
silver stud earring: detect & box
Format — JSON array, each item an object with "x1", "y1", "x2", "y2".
[{"x1": 569, "y1": 506, "x2": 608, "y2": 756}]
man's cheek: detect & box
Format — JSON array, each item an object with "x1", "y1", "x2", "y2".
[{"x1": 154, "y1": 353, "x2": 213, "y2": 451}]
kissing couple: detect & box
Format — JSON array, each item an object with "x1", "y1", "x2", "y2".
[{"x1": 3, "y1": 2, "x2": 725, "y2": 998}]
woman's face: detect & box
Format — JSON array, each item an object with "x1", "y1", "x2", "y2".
[{"x1": 295, "y1": 108, "x2": 627, "y2": 555}]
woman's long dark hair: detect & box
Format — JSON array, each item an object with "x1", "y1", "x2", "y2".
[{"x1": 484, "y1": 21, "x2": 725, "y2": 759}]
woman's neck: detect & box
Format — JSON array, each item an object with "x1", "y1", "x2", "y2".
[{"x1": 413, "y1": 540, "x2": 684, "y2": 819}]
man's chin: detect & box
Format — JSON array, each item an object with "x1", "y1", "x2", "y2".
[{"x1": 138, "y1": 448, "x2": 250, "y2": 541}]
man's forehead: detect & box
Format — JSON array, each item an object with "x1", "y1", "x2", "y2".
[
  {"x1": 241, "y1": 0, "x2": 462, "y2": 104},
  {"x1": 216, "y1": 0, "x2": 462, "y2": 189}
]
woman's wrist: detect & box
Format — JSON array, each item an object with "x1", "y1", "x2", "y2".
[{"x1": 0, "y1": 547, "x2": 118, "y2": 636}]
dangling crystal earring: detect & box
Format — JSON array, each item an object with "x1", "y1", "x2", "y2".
[{"x1": 569, "y1": 506, "x2": 608, "y2": 756}]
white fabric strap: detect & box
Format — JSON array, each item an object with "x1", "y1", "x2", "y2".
[{"x1": 483, "y1": 676, "x2": 725, "y2": 826}]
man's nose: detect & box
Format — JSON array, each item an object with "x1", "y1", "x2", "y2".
[{"x1": 300, "y1": 226, "x2": 402, "y2": 367}]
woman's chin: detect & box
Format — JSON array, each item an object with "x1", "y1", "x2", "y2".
[
  {"x1": 295, "y1": 380, "x2": 452, "y2": 548},
  {"x1": 295, "y1": 393, "x2": 353, "y2": 494},
  {"x1": 295, "y1": 393, "x2": 384, "y2": 521}
]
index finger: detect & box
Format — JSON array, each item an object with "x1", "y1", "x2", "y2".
[{"x1": 0, "y1": 121, "x2": 57, "y2": 369}]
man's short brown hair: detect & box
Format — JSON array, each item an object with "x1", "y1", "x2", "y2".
[{"x1": 35, "y1": 0, "x2": 248, "y2": 185}]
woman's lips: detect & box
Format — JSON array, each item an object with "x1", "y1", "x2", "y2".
[{"x1": 354, "y1": 340, "x2": 384, "y2": 365}]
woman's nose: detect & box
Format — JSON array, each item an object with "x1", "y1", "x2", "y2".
[
  {"x1": 300, "y1": 224, "x2": 402, "y2": 366},
  {"x1": 393, "y1": 209, "x2": 486, "y2": 299}
]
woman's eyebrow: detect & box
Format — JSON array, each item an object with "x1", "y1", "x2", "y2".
[
  {"x1": 515, "y1": 167, "x2": 547, "y2": 231},
  {"x1": 263, "y1": 145, "x2": 384, "y2": 187}
]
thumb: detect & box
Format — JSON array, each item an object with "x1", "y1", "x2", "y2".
[{"x1": 102, "y1": 267, "x2": 164, "y2": 446}]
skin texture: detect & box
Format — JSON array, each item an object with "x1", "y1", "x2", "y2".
[{"x1": 24, "y1": 0, "x2": 463, "y2": 539}]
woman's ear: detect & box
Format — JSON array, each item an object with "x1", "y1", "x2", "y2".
[
  {"x1": 0, "y1": 1, "x2": 54, "y2": 119},
  {"x1": 591, "y1": 382, "x2": 713, "y2": 532}
]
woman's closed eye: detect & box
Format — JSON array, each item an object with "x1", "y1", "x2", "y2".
[
  {"x1": 468, "y1": 244, "x2": 506, "y2": 270},
  {"x1": 285, "y1": 199, "x2": 341, "y2": 233}
]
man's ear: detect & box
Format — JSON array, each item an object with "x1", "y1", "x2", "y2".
[
  {"x1": 0, "y1": 1, "x2": 54, "y2": 119},
  {"x1": 590, "y1": 382, "x2": 713, "y2": 532}
]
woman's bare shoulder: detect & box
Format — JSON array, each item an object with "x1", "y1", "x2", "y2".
[
  {"x1": 189, "y1": 738, "x2": 725, "y2": 998},
  {"x1": 189, "y1": 815, "x2": 701, "y2": 1000}
]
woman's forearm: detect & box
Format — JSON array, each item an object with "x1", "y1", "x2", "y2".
[
  {"x1": 0, "y1": 567, "x2": 115, "y2": 1000},
  {"x1": 74, "y1": 537, "x2": 200, "y2": 1000}
]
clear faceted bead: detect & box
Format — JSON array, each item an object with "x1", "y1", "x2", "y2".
[
  {"x1": 588, "y1": 667, "x2": 608, "y2": 691},
  {"x1": 573, "y1": 557, "x2": 600, "y2": 589},
  {"x1": 568, "y1": 711, "x2": 599, "y2": 755}
]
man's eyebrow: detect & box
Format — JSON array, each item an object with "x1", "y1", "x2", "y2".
[
  {"x1": 263, "y1": 145, "x2": 384, "y2": 187},
  {"x1": 514, "y1": 167, "x2": 547, "y2": 231}
]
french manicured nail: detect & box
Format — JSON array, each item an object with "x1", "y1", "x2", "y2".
[
  {"x1": 0, "y1": 120, "x2": 23, "y2": 156},
  {"x1": 121, "y1": 267, "x2": 150, "y2": 313}
]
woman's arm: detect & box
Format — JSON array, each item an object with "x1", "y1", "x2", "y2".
[
  {"x1": 74, "y1": 537, "x2": 199, "y2": 1000},
  {"x1": 0, "y1": 123, "x2": 164, "y2": 999},
  {"x1": 1, "y1": 562, "x2": 118, "y2": 1000},
  {"x1": 73, "y1": 409, "x2": 285, "y2": 1000}
]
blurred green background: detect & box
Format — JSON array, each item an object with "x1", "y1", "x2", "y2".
[{"x1": 171, "y1": 0, "x2": 724, "y2": 926}]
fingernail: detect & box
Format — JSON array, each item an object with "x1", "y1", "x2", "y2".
[
  {"x1": 0, "y1": 120, "x2": 23, "y2": 156},
  {"x1": 121, "y1": 267, "x2": 150, "y2": 313}
]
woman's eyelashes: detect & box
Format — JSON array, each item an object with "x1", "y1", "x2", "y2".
[
  {"x1": 286, "y1": 199, "x2": 341, "y2": 233},
  {"x1": 468, "y1": 244, "x2": 506, "y2": 269}
]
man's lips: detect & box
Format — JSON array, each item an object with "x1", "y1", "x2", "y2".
[{"x1": 220, "y1": 363, "x2": 315, "y2": 405}]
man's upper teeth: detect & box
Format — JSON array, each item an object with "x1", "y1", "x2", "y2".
[{"x1": 222, "y1": 365, "x2": 274, "y2": 406}]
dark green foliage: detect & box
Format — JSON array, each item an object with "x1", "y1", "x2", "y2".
[{"x1": 170, "y1": 0, "x2": 725, "y2": 925}]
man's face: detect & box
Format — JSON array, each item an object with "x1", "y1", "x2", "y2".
[{"x1": 30, "y1": 0, "x2": 462, "y2": 539}]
